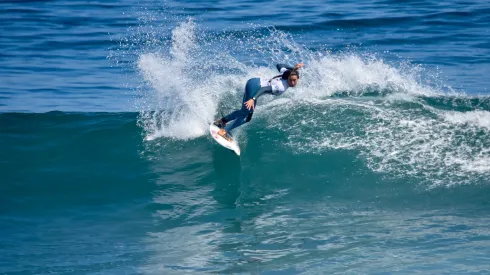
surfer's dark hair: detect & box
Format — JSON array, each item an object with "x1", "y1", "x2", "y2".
[
  {"x1": 287, "y1": 69, "x2": 300, "y2": 79},
  {"x1": 272, "y1": 69, "x2": 300, "y2": 81}
]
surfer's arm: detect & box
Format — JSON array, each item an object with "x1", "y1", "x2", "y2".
[
  {"x1": 276, "y1": 63, "x2": 304, "y2": 73},
  {"x1": 252, "y1": 86, "x2": 272, "y2": 101}
]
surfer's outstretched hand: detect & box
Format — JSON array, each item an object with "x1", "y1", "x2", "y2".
[{"x1": 245, "y1": 99, "x2": 255, "y2": 110}]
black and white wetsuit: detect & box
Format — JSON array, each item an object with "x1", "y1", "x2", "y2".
[{"x1": 222, "y1": 64, "x2": 294, "y2": 134}]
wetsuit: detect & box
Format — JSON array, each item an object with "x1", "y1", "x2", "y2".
[{"x1": 221, "y1": 64, "x2": 294, "y2": 134}]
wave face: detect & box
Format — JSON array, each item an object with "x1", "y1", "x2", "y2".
[
  {"x1": 2, "y1": 0, "x2": 490, "y2": 274},
  {"x1": 134, "y1": 20, "x2": 490, "y2": 188},
  {"x1": 2, "y1": 110, "x2": 490, "y2": 274}
]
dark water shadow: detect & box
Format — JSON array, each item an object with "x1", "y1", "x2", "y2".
[{"x1": 210, "y1": 147, "x2": 242, "y2": 208}]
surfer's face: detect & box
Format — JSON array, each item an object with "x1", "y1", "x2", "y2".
[{"x1": 288, "y1": 75, "x2": 299, "y2": 87}]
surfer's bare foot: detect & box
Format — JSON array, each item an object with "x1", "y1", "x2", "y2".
[
  {"x1": 218, "y1": 129, "x2": 232, "y2": 142},
  {"x1": 214, "y1": 118, "x2": 226, "y2": 128}
]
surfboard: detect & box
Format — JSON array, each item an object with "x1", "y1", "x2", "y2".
[{"x1": 209, "y1": 124, "x2": 240, "y2": 156}]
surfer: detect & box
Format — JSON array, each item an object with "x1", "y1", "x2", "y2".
[{"x1": 214, "y1": 62, "x2": 304, "y2": 141}]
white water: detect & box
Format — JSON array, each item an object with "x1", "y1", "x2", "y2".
[{"x1": 135, "y1": 19, "x2": 490, "y2": 187}]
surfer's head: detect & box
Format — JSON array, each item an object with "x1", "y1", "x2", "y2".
[{"x1": 287, "y1": 69, "x2": 300, "y2": 87}]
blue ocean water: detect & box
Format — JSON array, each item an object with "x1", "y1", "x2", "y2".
[{"x1": 1, "y1": 0, "x2": 490, "y2": 274}]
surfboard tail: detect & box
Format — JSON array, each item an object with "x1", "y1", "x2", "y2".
[{"x1": 209, "y1": 124, "x2": 240, "y2": 156}]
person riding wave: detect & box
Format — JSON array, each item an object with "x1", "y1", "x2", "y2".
[{"x1": 214, "y1": 62, "x2": 304, "y2": 141}]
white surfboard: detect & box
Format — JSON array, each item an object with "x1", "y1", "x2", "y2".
[{"x1": 209, "y1": 124, "x2": 240, "y2": 156}]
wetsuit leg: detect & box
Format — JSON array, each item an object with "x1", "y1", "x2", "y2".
[{"x1": 223, "y1": 78, "x2": 260, "y2": 133}]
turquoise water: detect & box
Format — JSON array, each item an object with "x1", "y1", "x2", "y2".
[{"x1": 2, "y1": 0, "x2": 490, "y2": 274}]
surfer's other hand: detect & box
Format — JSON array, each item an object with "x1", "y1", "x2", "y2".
[{"x1": 245, "y1": 99, "x2": 255, "y2": 110}]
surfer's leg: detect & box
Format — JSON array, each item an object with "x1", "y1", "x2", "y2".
[
  {"x1": 224, "y1": 111, "x2": 249, "y2": 133},
  {"x1": 217, "y1": 112, "x2": 249, "y2": 140},
  {"x1": 217, "y1": 104, "x2": 248, "y2": 140},
  {"x1": 218, "y1": 78, "x2": 260, "y2": 136},
  {"x1": 222, "y1": 109, "x2": 242, "y2": 123},
  {"x1": 218, "y1": 78, "x2": 259, "y2": 126},
  {"x1": 217, "y1": 105, "x2": 247, "y2": 139},
  {"x1": 245, "y1": 78, "x2": 261, "y2": 100},
  {"x1": 222, "y1": 78, "x2": 259, "y2": 121},
  {"x1": 224, "y1": 102, "x2": 255, "y2": 133},
  {"x1": 245, "y1": 112, "x2": 253, "y2": 122}
]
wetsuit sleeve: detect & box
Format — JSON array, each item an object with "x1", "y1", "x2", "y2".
[
  {"x1": 276, "y1": 64, "x2": 294, "y2": 73},
  {"x1": 252, "y1": 86, "x2": 272, "y2": 101}
]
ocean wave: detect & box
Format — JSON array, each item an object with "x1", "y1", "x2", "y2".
[{"x1": 112, "y1": 18, "x2": 490, "y2": 188}]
